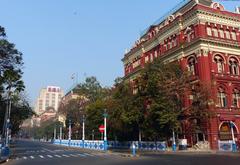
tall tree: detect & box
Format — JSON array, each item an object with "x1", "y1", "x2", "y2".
[
  {"x1": 0, "y1": 25, "x2": 30, "y2": 136},
  {"x1": 0, "y1": 26, "x2": 24, "y2": 96}
]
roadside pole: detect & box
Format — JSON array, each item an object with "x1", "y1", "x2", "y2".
[
  {"x1": 59, "y1": 124, "x2": 62, "y2": 145},
  {"x1": 54, "y1": 126, "x2": 56, "y2": 141},
  {"x1": 230, "y1": 121, "x2": 237, "y2": 152},
  {"x1": 172, "y1": 130, "x2": 176, "y2": 151},
  {"x1": 82, "y1": 115, "x2": 85, "y2": 148},
  {"x1": 103, "y1": 109, "x2": 108, "y2": 151},
  {"x1": 132, "y1": 143, "x2": 136, "y2": 157},
  {"x1": 68, "y1": 119, "x2": 71, "y2": 146}
]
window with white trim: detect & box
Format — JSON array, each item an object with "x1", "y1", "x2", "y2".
[
  {"x1": 145, "y1": 56, "x2": 149, "y2": 63},
  {"x1": 154, "y1": 50, "x2": 158, "y2": 58},
  {"x1": 219, "y1": 29, "x2": 224, "y2": 38},
  {"x1": 225, "y1": 30, "x2": 230, "y2": 39},
  {"x1": 217, "y1": 87, "x2": 227, "y2": 108},
  {"x1": 214, "y1": 55, "x2": 224, "y2": 73},
  {"x1": 212, "y1": 28, "x2": 218, "y2": 37},
  {"x1": 207, "y1": 27, "x2": 212, "y2": 36},
  {"x1": 231, "y1": 32, "x2": 237, "y2": 40},
  {"x1": 229, "y1": 57, "x2": 239, "y2": 75},
  {"x1": 188, "y1": 57, "x2": 197, "y2": 75},
  {"x1": 232, "y1": 89, "x2": 240, "y2": 108}
]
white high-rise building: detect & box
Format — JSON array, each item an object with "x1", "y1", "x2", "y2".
[{"x1": 34, "y1": 86, "x2": 64, "y2": 115}]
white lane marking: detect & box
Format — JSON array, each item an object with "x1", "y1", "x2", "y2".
[
  {"x1": 62, "y1": 154, "x2": 70, "y2": 158},
  {"x1": 54, "y1": 154, "x2": 61, "y2": 158},
  {"x1": 42, "y1": 148, "x2": 55, "y2": 153},
  {"x1": 30, "y1": 156, "x2": 35, "y2": 159},
  {"x1": 83, "y1": 153, "x2": 94, "y2": 157},
  {"x1": 77, "y1": 153, "x2": 86, "y2": 157},
  {"x1": 47, "y1": 155, "x2": 53, "y2": 158},
  {"x1": 39, "y1": 155, "x2": 44, "y2": 159},
  {"x1": 54, "y1": 149, "x2": 64, "y2": 152},
  {"x1": 69, "y1": 154, "x2": 78, "y2": 157},
  {"x1": 23, "y1": 156, "x2": 27, "y2": 160}
]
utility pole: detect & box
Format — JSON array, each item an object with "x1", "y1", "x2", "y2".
[
  {"x1": 3, "y1": 90, "x2": 12, "y2": 148},
  {"x1": 172, "y1": 129, "x2": 176, "y2": 151},
  {"x1": 103, "y1": 109, "x2": 108, "y2": 151},
  {"x1": 60, "y1": 124, "x2": 62, "y2": 144},
  {"x1": 82, "y1": 114, "x2": 85, "y2": 148},
  {"x1": 230, "y1": 121, "x2": 237, "y2": 152},
  {"x1": 68, "y1": 119, "x2": 71, "y2": 146},
  {"x1": 54, "y1": 125, "x2": 56, "y2": 141}
]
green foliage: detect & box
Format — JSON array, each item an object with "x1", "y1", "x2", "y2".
[
  {"x1": 31, "y1": 120, "x2": 62, "y2": 140},
  {"x1": 0, "y1": 25, "x2": 31, "y2": 136},
  {"x1": 85, "y1": 99, "x2": 105, "y2": 140},
  {"x1": 76, "y1": 76, "x2": 105, "y2": 102},
  {"x1": 0, "y1": 26, "x2": 24, "y2": 95},
  {"x1": 0, "y1": 93, "x2": 34, "y2": 135},
  {"x1": 57, "y1": 63, "x2": 211, "y2": 141}
]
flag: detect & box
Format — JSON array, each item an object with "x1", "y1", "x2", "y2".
[
  {"x1": 71, "y1": 73, "x2": 75, "y2": 80},
  {"x1": 237, "y1": 6, "x2": 240, "y2": 13}
]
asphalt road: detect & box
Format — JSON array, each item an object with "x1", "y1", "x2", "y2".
[{"x1": 5, "y1": 140, "x2": 240, "y2": 165}]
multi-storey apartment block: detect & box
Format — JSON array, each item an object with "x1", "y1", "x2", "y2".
[{"x1": 34, "y1": 86, "x2": 64, "y2": 115}]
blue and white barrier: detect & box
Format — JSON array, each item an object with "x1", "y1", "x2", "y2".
[
  {"x1": 53, "y1": 139, "x2": 105, "y2": 151},
  {"x1": 108, "y1": 141, "x2": 167, "y2": 151},
  {"x1": 218, "y1": 140, "x2": 236, "y2": 152},
  {"x1": 54, "y1": 139, "x2": 166, "y2": 151},
  {"x1": 0, "y1": 145, "x2": 10, "y2": 162}
]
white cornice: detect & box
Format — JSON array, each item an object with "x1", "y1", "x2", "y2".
[{"x1": 197, "y1": 12, "x2": 240, "y2": 28}]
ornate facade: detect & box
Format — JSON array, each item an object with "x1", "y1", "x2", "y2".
[{"x1": 122, "y1": 0, "x2": 240, "y2": 150}]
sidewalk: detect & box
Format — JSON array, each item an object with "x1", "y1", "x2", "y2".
[
  {"x1": 52, "y1": 143, "x2": 240, "y2": 158},
  {"x1": 108, "y1": 148, "x2": 240, "y2": 157}
]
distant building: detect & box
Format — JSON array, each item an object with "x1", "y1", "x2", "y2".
[
  {"x1": 57, "y1": 86, "x2": 88, "y2": 127},
  {"x1": 39, "y1": 107, "x2": 57, "y2": 123},
  {"x1": 61, "y1": 90, "x2": 80, "y2": 106},
  {"x1": 57, "y1": 88, "x2": 80, "y2": 127},
  {"x1": 21, "y1": 116, "x2": 41, "y2": 128},
  {"x1": 34, "y1": 86, "x2": 64, "y2": 115}
]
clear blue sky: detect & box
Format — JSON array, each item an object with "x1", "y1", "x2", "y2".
[{"x1": 0, "y1": 0, "x2": 238, "y2": 104}]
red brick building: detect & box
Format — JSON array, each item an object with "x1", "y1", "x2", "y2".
[{"x1": 122, "y1": 0, "x2": 240, "y2": 150}]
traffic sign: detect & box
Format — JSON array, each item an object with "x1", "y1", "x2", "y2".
[{"x1": 99, "y1": 125, "x2": 104, "y2": 133}]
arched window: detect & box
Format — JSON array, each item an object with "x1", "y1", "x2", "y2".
[
  {"x1": 184, "y1": 26, "x2": 194, "y2": 43},
  {"x1": 217, "y1": 87, "x2": 227, "y2": 108},
  {"x1": 229, "y1": 57, "x2": 239, "y2": 75},
  {"x1": 188, "y1": 57, "x2": 197, "y2": 75},
  {"x1": 219, "y1": 122, "x2": 237, "y2": 140},
  {"x1": 214, "y1": 55, "x2": 224, "y2": 73},
  {"x1": 232, "y1": 89, "x2": 240, "y2": 107}
]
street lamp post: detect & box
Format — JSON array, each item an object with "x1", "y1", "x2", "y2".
[
  {"x1": 60, "y1": 123, "x2": 62, "y2": 144},
  {"x1": 68, "y1": 119, "x2": 71, "y2": 146},
  {"x1": 230, "y1": 121, "x2": 237, "y2": 152},
  {"x1": 103, "y1": 109, "x2": 108, "y2": 151},
  {"x1": 4, "y1": 90, "x2": 12, "y2": 148},
  {"x1": 54, "y1": 125, "x2": 56, "y2": 141},
  {"x1": 172, "y1": 129, "x2": 176, "y2": 151},
  {"x1": 92, "y1": 130, "x2": 94, "y2": 140},
  {"x1": 82, "y1": 115, "x2": 85, "y2": 148}
]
